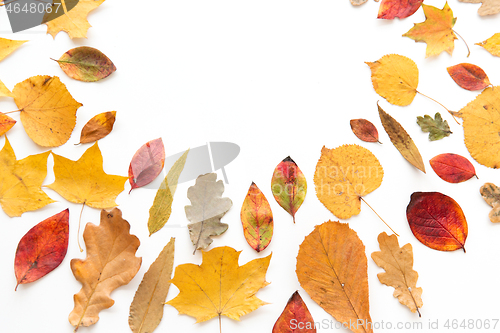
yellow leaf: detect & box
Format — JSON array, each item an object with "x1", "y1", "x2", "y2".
[
  {"x1": 314, "y1": 144, "x2": 383, "y2": 219},
  {"x1": 0, "y1": 80, "x2": 13, "y2": 98},
  {"x1": 371, "y1": 232, "x2": 423, "y2": 316},
  {"x1": 0, "y1": 38, "x2": 27, "y2": 62},
  {"x1": 366, "y1": 54, "x2": 418, "y2": 106},
  {"x1": 47, "y1": 142, "x2": 128, "y2": 208},
  {"x1": 0, "y1": 138, "x2": 55, "y2": 217},
  {"x1": 45, "y1": 0, "x2": 105, "y2": 39},
  {"x1": 477, "y1": 33, "x2": 500, "y2": 57},
  {"x1": 167, "y1": 246, "x2": 271, "y2": 324},
  {"x1": 0, "y1": 113, "x2": 16, "y2": 136},
  {"x1": 403, "y1": 2, "x2": 457, "y2": 57},
  {"x1": 69, "y1": 208, "x2": 141, "y2": 330},
  {"x1": 460, "y1": 86, "x2": 500, "y2": 168},
  {"x1": 12, "y1": 75, "x2": 82, "y2": 147}
]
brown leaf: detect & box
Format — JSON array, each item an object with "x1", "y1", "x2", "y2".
[
  {"x1": 480, "y1": 183, "x2": 500, "y2": 223},
  {"x1": 459, "y1": 0, "x2": 500, "y2": 16},
  {"x1": 79, "y1": 111, "x2": 116, "y2": 144},
  {"x1": 272, "y1": 291, "x2": 316, "y2": 332},
  {"x1": 350, "y1": 119, "x2": 381, "y2": 143}
]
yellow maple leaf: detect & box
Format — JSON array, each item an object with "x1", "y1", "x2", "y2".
[
  {"x1": 167, "y1": 246, "x2": 271, "y2": 325},
  {"x1": 0, "y1": 138, "x2": 55, "y2": 217},
  {"x1": 0, "y1": 38, "x2": 27, "y2": 62},
  {"x1": 477, "y1": 33, "x2": 500, "y2": 57},
  {"x1": 45, "y1": 0, "x2": 105, "y2": 39},
  {"x1": 403, "y1": 2, "x2": 457, "y2": 57},
  {"x1": 47, "y1": 142, "x2": 128, "y2": 208},
  {"x1": 12, "y1": 75, "x2": 82, "y2": 147}
]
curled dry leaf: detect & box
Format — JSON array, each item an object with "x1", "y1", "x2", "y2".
[
  {"x1": 0, "y1": 112, "x2": 16, "y2": 136},
  {"x1": 430, "y1": 153, "x2": 477, "y2": 183},
  {"x1": 480, "y1": 183, "x2": 500, "y2": 223},
  {"x1": 296, "y1": 221, "x2": 372, "y2": 333},
  {"x1": 377, "y1": 0, "x2": 423, "y2": 19},
  {"x1": 241, "y1": 182, "x2": 273, "y2": 252},
  {"x1": 366, "y1": 54, "x2": 418, "y2": 106},
  {"x1": 407, "y1": 192, "x2": 468, "y2": 252},
  {"x1": 69, "y1": 208, "x2": 142, "y2": 330},
  {"x1": 459, "y1": 0, "x2": 500, "y2": 16},
  {"x1": 272, "y1": 291, "x2": 316, "y2": 333},
  {"x1": 129, "y1": 138, "x2": 165, "y2": 192},
  {"x1": 55, "y1": 46, "x2": 116, "y2": 82},
  {"x1": 350, "y1": 119, "x2": 381, "y2": 143},
  {"x1": 129, "y1": 238, "x2": 175, "y2": 333},
  {"x1": 271, "y1": 156, "x2": 307, "y2": 223},
  {"x1": 15, "y1": 209, "x2": 69, "y2": 290},
  {"x1": 79, "y1": 111, "x2": 117, "y2": 144},
  {"x1": 379, "y1": 103, "x2": 425, "y2": 173},
  {"x1": 371, "y1": 232, "x2": 423, "y2": 316},
  {"x1": 0, "y1": 80, "x2": 13, "y2": 98},
  {"x1": 477, "y1": 33, "x2": 500, "y2": 57},
  {"x1": 167, "y1": 246, "x2": 271, "y2": 324},
  {"x1": 186, "y1": 173, "x2": 232, "y2": 254},
  {"x1": 447, "y1": 63, "x2": 491, "y2": 91},
  {"x1": 0, "y1": 138, "x2": 54, "y2": 217},
  {"x1": 0, "y1": 38, "x2": 27, "y2": 61},
  {"x1": 12, "y1": 75, "x2": 82, "y2": 147},
  {"x1": 416, "y1": 113, "x2": 452, "y2": 141}
]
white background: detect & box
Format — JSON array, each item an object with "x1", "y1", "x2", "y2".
[{"x1": 0, "y1": 0, "x2": 499, "y2": 332}]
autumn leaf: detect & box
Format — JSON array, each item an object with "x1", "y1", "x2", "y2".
[
  {"x1": 350, "y1": 0, "x2": 368, "y2": 5},
  {"x1": 430, "y1": 153, "x2": 477, "y2": 183},
  {"x1": 377, "y1": 0, "x2": 423, "y2": 19},
  {"x1": 447, "y1": 63, "x2": 491, "y2": 91},
  {"x1": 69, "y1": 208, "x2": 141, "y2": 331},
  {"x1": 78, "y1": 111, "x2": 116, "y2": 144},
  {"x1": 14, "y1": 209, "x2": 69, "y2": 290},
  {"x1": 241, "y1": 182, "x2": 274, "y2": 252},
  {"x1": 459, "y1": 0, "x2": 500, "y2": 16},
  {"x1": 148, "y1": 149, "x2": 189, "y2": 235},
  {"x1": 416, "y1": 113, "x2": 452, "y2": 141},
  {"x1": 476, "y1": 33, "x2": 500, "y2": 57},
  {"x1": 350, "y1": 119, "x2": 381, "y2": 143},
  {"x1": 53, "y1": 46, "x2": 116, "y2": 82},
  {"x1": 0, "y1": 112, "x2": 16, "y2": 136},
  {"x1": 480, "y1": 183, "x2": 500, "y2": 223},
  {"x1": 129, "y1": 138, "x2": 165, "y2": 192},
  {"x1": 12, "y1": 75, "x2": 82, "y2": 147},
  {"x1": 47, "y1": 142, "x2": 128, "y2": 208},
  {"x1": 129, "y1": 238, "x2": 175, "y2": 333},
  {"x1": 371, "y1": 232, "x2": 423, "y2": 316},
  {"x1": 296, "y1": 221, "x2": 372, "y2": 333},
  {"x1": 403, "y1": 2, "x2": 458, "y2": 57},
  {"x1": 406, "y1": 192, "x2": 468, "y2": 252},
  {"x1": 379, "y1": 103, "x2": 426, "y2": 173},
  {"x1": 272, "y1": 291, "x2": 316, "y2": 333},
  {"x1": 0, "y1": 80, "x2": 13, "y2": 98},
  {"x1": 0, "y1": 137, "x2": 55, "y2": 217},
  {"x1": 460, "y1": 86, "x2": 500, "y2": 168},
  {"x1": 186, "y1": 173, "x2": 232, "y2": 254},
  {"x1": 0, "y1": 38, "x2": 27, "y2": 61},
  {"x1": 167, "y1": 246, "x2": 271, "y2": 325},
  {"x1": 271, "y1": 156, "x2": 307, "y2": 223},
  {"x1": 45, "y1": 0, "x2": 106, "y2": 39}
]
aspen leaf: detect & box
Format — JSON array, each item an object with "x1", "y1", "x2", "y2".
[
  {"x1": 416, "y1": 113, "x2": 452, "y2": 141},
  {"x1": 12, "y1": 75, "x2": 82, "y2": 147},
  {"x1": 54, "y1": 46, "x2": 116, "y2": 82},
  {"x1": 350, "y1": 119, "x2": 381, "y2": 143},
  {"x1": 371, "y1": 232, "x2": 423, "y2": 316},
  {"x1": 129, "y1": 238, "x2": 175, "y2": 333},
  {"x1": 477, "y1": 33, "x2": 500, "y2": 57},
  {"x1": 377, "y1": 0, "x2": 423, "y2": 19},
  {"x1": 47, "y1": 142, "x2": 128, "y2": 208},
  {"x1": 430, "y1": 153, "x2": 477, "y2": 183},
  {"x1": 271, "y1": 156, "x2": 307, "y2": 223},
  {"x1": 14, "y1": 209, "x2": 69, "y2": 290},
  {"x1": 79, "y1": 111, "x2": 116, "y2": 144},
  {"x1": 0, "y1": 112, "x2": 16, "y2": 136},
  {"x1": 379, "y1": 103, "x2": 426, "y2": 173},
  {"x1": 241, "y1": 182, "x2": 273, "y2": 252},
  {"x1": 480, "y1": 183, "x2": 500, "y2": 223},
  {"x1": 148, "y1": 149, "x2": 189, "y2": 235},
  {"x1": 0, "y1": 80, "x2": 13, "y2": 98},
  {"x1": 296, "y1": 221, "x2": 372, "y2": 333},
  {"x1": 403, "y1": 2, "x2": 457, "y2": 57},
  {"x1": 447, "y1": 63, "x2": 491, "y2": 91},
  {"x1": 0, "y1": 38, "x2": 27, "y2": 61},
  {"x1": 0, "y1": 137, "x2": 55, "y2": 217},
  {"x1": 186, "y1": 173, "x2": 232, "y2": 254},
  {"x1": 129, "y1": 138, "x2": 165, "y2": 192},
  {"x1": 272, "y1": 291, "x2": 316, "y2": 333},
  {"x1": 167, "y1": 246, "x2": 271, "y2": 324},
  {"x1": 459, "y1": 0, "x2": 500, "y2": 16},
  {"x1": 69, "y1": 208, "x2": 141, "y2": 330}
]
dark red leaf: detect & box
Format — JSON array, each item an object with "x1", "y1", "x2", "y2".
[
  {"x1": 129, "y1": 138, "x2": 165, "y2": 192},
  {"x1": 350, "y1": 119, "x2": 381, "y2": 143},
  {"x1": 273, "y1": 291, "x2": 316, "y2": 332},
  {"x1": 447, "y1": 63, "x2": 491, "y2": 91},
  {"x1": 430, "y1": 153, "x2": 477, "y2": 183},
  {"x1": 377, "y1": 0, "x2": 423, "y2": 20}
]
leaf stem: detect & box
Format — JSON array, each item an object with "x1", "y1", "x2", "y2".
[
  {"x1": 453, "y1": 29, "x2": 470, "y2": 58},
  {"x1": 360, "y1": 197, "x2": 399, "y2": 236},
  {"x1": 78, "y1": 202, "x2": 85, "y2": 252},
  {"x1": 219, "y1": 314, "x2": 222, "y2": 333},
  {"x1": 416, "y1": 90, "x2": 460, "y2": 125},
  {"x1": 3, "y1": 110, "x2": 21, "y2": 115}
]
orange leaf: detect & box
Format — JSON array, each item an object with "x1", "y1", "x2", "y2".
[
  {"x1": 241, "y1": 182, "x2": 273, "y2": 252},
  {"x1": 272, "y1": 291, "x2": 316, "y2": 332},
  {"x1": 79, "y1": 111, "x2": 117, "y2": 144},
  {"x1": 377, "y1": 0, "x2": 423, "y2": 19},
  {"x1": 447, "y1": 63, "x2": 491, "y2": 91},
  {"x1": 0, "y1": 112, "x2": 16, "y2": 136},
  {"x1": 430, "y1": 153, "x2": 477, "y2": 183}
]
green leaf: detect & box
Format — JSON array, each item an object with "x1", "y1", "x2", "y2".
[{"x1": 416, "y1": 112, "x2": 452, "y2": 141}]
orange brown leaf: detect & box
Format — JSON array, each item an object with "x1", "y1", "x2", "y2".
[
  {"x1": 447, "y1": 63, "x2": 491, "y2": 91},
  {"x1": 241, "y1": 182, "x2": 273, "y2": 252},
  {"x1": 350, "y1": 119, "x2": 381, "y2": 143},
  {"x1": 272, "y1": 291, "x2": 316, "y2": 333},
  {"x1": 430, "y1": 153, "x2": 476, "y2": 183},
  {"x1": 79, "y1": 111, "x2": 116, "y2": 144}
]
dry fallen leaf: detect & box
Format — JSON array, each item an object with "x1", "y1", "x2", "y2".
[
  {"x1": 377, "y1": 0, "x2": 423, "y2": 19},
  {"x1": 272, "y1": 291, "x2": 316, "y2": 333},
  {"x1": 350, "y1": 119, "x2": 381, "y2": 143},
  {"x1": 167, "y1": 246, "x2": 271, "y2": 326},
  {"x1": 129, "y1": 138, "x2": 165, "y2": 192},
  {"x1": 186, "y1": 173, "x2": 232, "y2": 254},
  {"x1": 371, "y1": 232, "x2": 423, "y2": 316},
  {"x1": 476, "y1": 33, "x2": 500, "y2": 57},
  {"x1": 69, "y1": 208, "x2": 141, "y2": 331},
  {"x1": 79, "y1": 111, "x2": 116, "y2": 144},
  {"x1": 12, "y1": 75, "x2": 82, "y2": 147},
  {"x1": 0, "y1": 38, "x2": 27, "y2": 61},
  {"x1": 54, "y1": 46, "x2": 116, "y2": 82},
  {"x1": 0, "y1": 80, "x2": 13, "y2": 98},
  {"x1": 459, "y1": 0, "x2": 500, "y2": 16},
  {"x1": 296, "y1": 221, "x2": 372, "y2": 333},
  {"x1": 0, "y1": 112, "x2": 16, "y2": 136},
  {"x1": 430, "y1": 153, "x2": 477, "y2": 183},
  {"x1": 129, "y1": 238, "x2": 175, "y2": 333},
  {"x1": 416, "y1": 113, "x2": 452, "y2": 141},
  {"x1": 447, "y1": 63, "x2": 491, "y2": 91},
  {"x1": 480, "y1": 183, "x2": 500, "y2": 223}
]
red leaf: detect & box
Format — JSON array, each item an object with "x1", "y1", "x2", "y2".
[
  {"x1": 14, "y1": 209, "x2": 69, "y2": 290},
  {"x1": 406, "y1": 192, "x2": 467, "y2": 252},
  {"x1": 430, "y1": 153, "x2": 477, "y2": 183},
  {"x1": 377, "y1": 0, "x2": 423, "y2": 19},
  {"x1": 273, "y1": 291, "x2": 316, "y2": 332},
  {"x1": 128, "y1": 138, "x2": 165, "y2": 192},
  {"x1": 447, "y1": 63, "x2": 491, "y2": 91},
  {"x1": 350, "y1": 119, "x2": 381, "y2": 143}
]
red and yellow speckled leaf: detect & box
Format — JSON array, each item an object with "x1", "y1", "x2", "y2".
[{"x1": 241, "y1": 182, "x2": 273, "y2": 252}]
